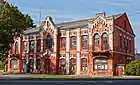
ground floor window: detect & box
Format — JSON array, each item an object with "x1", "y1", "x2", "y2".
[
  {"x1": 94, "y1": 58, "x2": 108, "y2": 70},
  {"x1": 36, "y1": 59, "x2": 41, "y2": 69},
  {"x1": 60, "y1": 58, "x2": 66, "y2": 74},
  {"x1": 70, "y1": 58, "x2": 76, "y2": 74},
  {"x1": 10, "y1": 58, "x2": 18, "y2": 69},
  {"x1": 29, "y1": 59, "x2": 34, "y2": 72},
  {"x1": 81, "y1": 58, "x2": 87, "y2": 71}
]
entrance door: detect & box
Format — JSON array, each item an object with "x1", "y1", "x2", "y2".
[
  {"x1": 117, "y1": 65, "x2": 124, "y2": 76},
  {"x1": 45, "y1": 59, "x2": 51, "y2": 73}
]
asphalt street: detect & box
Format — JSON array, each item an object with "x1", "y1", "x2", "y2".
[{"x1": 0, "y1": 80, "x2": 140, "y2": 85}]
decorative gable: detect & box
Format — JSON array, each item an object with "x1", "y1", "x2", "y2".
[
  {"x1": 93, "y1": 16, "x2": 107, "y2": 29},
  {"x1": 43, "y1": 16, "x2": 58, "y2": 35}
]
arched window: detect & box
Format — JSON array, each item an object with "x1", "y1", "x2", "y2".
[
  {"x1": 10, "y1": 59, "x2": 18, "y2": 69},
  {"x1": 102, "y1": 33, "x2": 108, "y2": 45},
  {"x1": 81, "y1": 58, "x2": 87, "y2": 71},
  {"x1": 70, "y1": 58, "x2": 76, "y2": 74},
  {"x1": 46, "y1": 34, "x2": 52, "y2": 49},
  {"x1": 94, "y1": 34, "x2": 100, "y2": 46},
  {"x1": 60, "y1": 58, "x2": 66, "y2": 74},
  {"x1": 94, "y1": 58, "x2": 108, "y2": 70}
]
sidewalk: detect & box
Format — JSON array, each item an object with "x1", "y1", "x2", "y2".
[{"x1": 1, "y1": 74, "x2": 140, "y2": 80}]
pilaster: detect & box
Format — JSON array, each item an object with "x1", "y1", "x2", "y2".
[
  {"x1": 66, "y1": 30, "x2": 70, "y2": 74},
  {"x1": 76, "y1": 28, "x2": 81, "y2": 75},
  {"x1": 41, "y1": 33, "x2": 43, "y2": 52},
  {"x1": 33, "y1": 54, "x2": 36, "y2": 73}
]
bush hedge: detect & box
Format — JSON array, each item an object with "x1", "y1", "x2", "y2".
[{"x1": 125, "y1": 59, "x2": 140, "y2": 76}]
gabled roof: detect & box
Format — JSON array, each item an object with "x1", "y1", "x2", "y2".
[
  {"x1": 23, "y1": 27, "x2": 40, "y2": 35},
  {"x1": 22, "y1": 13, "x2": 123, "y2": 34},
  {"x1": 56, "y1": 19, "x2": 92, "y2": 30}
]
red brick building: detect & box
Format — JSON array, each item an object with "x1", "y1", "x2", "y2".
[{"x1": 7, "y1": 12, "x2": 135, "y2": 76}]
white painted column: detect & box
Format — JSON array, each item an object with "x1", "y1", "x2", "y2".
[
  {"x1": 108, "y1": 22, "x2": 114, "y2": 51},
  {"x1": 76, "y1": 28, "x2": 81, "y2": 75},
  {"x1": 26, "y1": 36, "x2": 29, "y2": 64},
  {"x1": 89, "y1": 35, "x2": 93, "y2": 51},
  {"x1": 53, "y1": 31, "x2": 57, "y2": 53},
  {"x1": 66, "y1": 30, "x2": 70, "y2": 75},
  {"x1": 18, "y1": 37, "x2": 21, "y2": 54},
  {"x1": 33, "y1": 55, "x2": 36, "y2": 73},
  {"x1": 41, "y1": 33, "x2": 44, "y2": 52},
  {"x1": 34, "y1": 35, "x2": 37, "y2": 73}
]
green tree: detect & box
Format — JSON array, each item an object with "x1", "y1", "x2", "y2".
[
  {"x1": 0, "y1": 1, "x2": 34, "y2": 65},
  {"x1": 125, "y1": 59, "x2": 140, "y2": 76}
]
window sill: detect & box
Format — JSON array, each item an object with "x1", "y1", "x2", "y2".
[
  {"x1": 81, "y1": 47, "x2": 88, "y2": 50},
  {"x1": 70, "y1": 48, "x2": 76, "y2": 50},
  {"x1": 60, "y1": 48, "x2": 66, "y2": 50}
]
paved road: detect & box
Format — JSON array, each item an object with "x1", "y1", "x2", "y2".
[{"x1": 0, "y1": 80, "x2": 140, "y2": 85}]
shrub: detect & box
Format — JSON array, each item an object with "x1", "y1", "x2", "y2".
[{"x1": 125, "y1": 59, "x2": 140, "y2": 76}]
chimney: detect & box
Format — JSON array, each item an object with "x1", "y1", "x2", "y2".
[{"x1": 96, "y1": 12, "x2": 106, "y2": 17}]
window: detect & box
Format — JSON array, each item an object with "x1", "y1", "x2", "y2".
[
  {"x1": 29, "y1": 40, "x2": 35, "y2": 52},
  {"x1": 71, "y1": 36, "x2": 76, "y2": 48},
  {"x1": 37, "y1": 39, "x2": 41, "y2": 51},
  {"x1": 36, "y1": 59, "x2": 41, "y2": 69},
  {"x1": 129, "y1": 40, "x2": 131, "y2": 53},
  {"x1": 70, "y1": 58, "x2": 76, "y2": 74},
  {"x1": 10, "y1": 59, "x2": 18, "y2": 69},
  {"x1": 61, "y1": 37, "x2": 66, "y2": 48},
  {"x1": 82, "y1": 35, "x2": 88, "y2": 48},
  {"x1": 94, "y1": 34, "x2": 100, "y2": 46},
  {"x1": 15, "y1": 42, "x2": 19, "y2": 53},
  {"x1": 46, "y1": 34, "x2": 52, "y2": 49},
  {"x1": 94, "y1": 58, "x2": 108, "y2": 70},
  {"x1": 81, "y1": 58, "x2": 87, "y2": 71},
  {"x1": 120, "y1": 36, "x2": 122, "y2": 49},
  {"x1": 29, "y1": 59, "x2": 34, "y2": 67},
  {"x1": 23, "y1": 41, "x2": 27, "y2": 52},
  {"x1": 102, "y1": 33, "x2": 108, "y2": 45},
  {"x1": 60, "y1": 58, "x2": 66, "y2": 74}
]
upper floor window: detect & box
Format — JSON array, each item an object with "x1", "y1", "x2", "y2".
[
  {"x1": 102, "y1": 33, "x2": 108, "y2": 45},
  {"x1": 29, "y1": 40, "x2": 35, "y2": 52},
  {"x1": 46, "y1": 34, "x2": 52, "y2": 49},
  {"x1": 71, "y1": 36, "x2": 76, "y2": 48},
  {"x1": 61, "y1": 37, "x2": 66, "y2": 48},
  {"x1": 120, "y1": 36, "x2": 122, "y2": 49},
  {"x1": 15, "y1": 42, "x2": 19, "y2": 53},
  {"x1": 94, "y1": 34, "x2": 100, "y2": 46},
  {"x1": 82, "y1": 35, "x2": 88, "y2": 48},
  {"x1": 37, "y1": 39, "x2": 41, "y2": 51},
  {"x1": 23, "y1": 41, "x2": 27, "y2": 52}
]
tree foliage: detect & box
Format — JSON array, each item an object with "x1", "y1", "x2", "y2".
[
  {"x1": 125, "y1": 59, "x2": 140, "y2": 76},
  {"x1": 0, "y1": 1, "x2": 34, "y2": 62}
]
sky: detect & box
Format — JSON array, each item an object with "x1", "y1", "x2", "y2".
[{"x1": 6, "y1": 0, "x2": 140, "y2": 52}]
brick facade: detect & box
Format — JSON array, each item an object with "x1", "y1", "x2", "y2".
[{"x1": 7, "y1": 12, "x2": 135, "y2": 76}]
